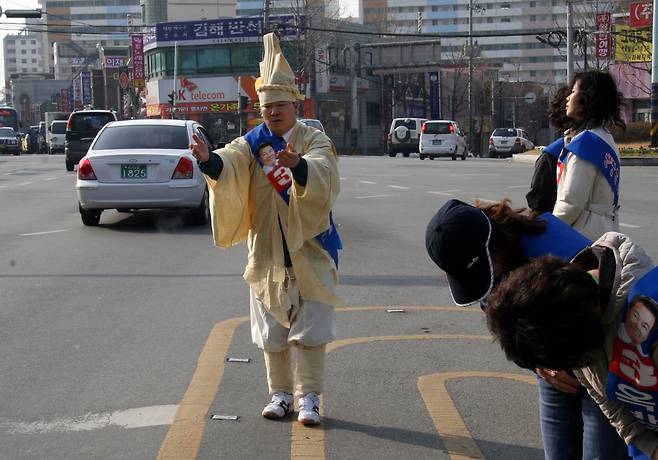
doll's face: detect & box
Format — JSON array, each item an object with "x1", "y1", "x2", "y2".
[{"x1": 625, "y1": 301, "x2": 656, "y2": 345}]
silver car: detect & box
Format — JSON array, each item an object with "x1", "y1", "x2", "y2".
[{"x1": 76, "y1": 119, "x2": 212, "y2": 226}]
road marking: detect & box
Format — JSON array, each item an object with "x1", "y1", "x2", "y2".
[
  {"x1": 426, "y1": 189, "x2": 463, "y2": 196},
  {"x1": 354, "y1": 194, "x2": 392, "y2": 200},
  {"x1": 387, "y1": 185, "x2": 409, "y2": 190},
  {"x1": 506, "y1": 184, "x2": 529, "y2": 189},
  {"x1": 620, "y1": 222, "x2": 641, "y2": 229},
  {"x1": 0, "y1": 185, "x2": 7, "y2": 190},
  {"x1": 418, "y1": 372, "x2": 536, "y2": 460},
  {"x1": 158, "y1": 306, "x2": 484, "y2": 460},
  {"x1": 19, "y1": 229, "x2": 68, "y2": 237},
  {"x1": 1, "y1": 405, "x2": 178, "y2": 434},
  {"x1": 18, "y1": 181, "x2": 33, "y2": 186},
  {"x1": 44, "y1": 176, "x2": 59, "y2": 181},
  {"x1": 358, "y1": 180, "x2": 377, "y2": 184}
]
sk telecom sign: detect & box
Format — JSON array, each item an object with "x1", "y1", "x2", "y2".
[{"x1": 630, "y1": 2, "x2": 652, "y2": 28}]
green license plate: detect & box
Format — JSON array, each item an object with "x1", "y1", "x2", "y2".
[{"x1": 121, "y1": 164, "x2": 147, "y2": 179}]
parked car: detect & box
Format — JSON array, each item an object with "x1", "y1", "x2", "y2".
[
  {"x1": 298, "y1": 118, "x2": 325, "y2": 133},
  {"x1": 387, "y1": 117, "x2": 427, "y2": 157},
  {"x1": 76, "y1": 119, "x2": 213, "y2": 227},
  {"x1": 488, "y1": 127, "x2": 535, "y2": 158},
  {"x1": 48, "y1": 120, "x2": 68, "y2": 155},
  {"x1": 419, "y1": 120, "x2": 468, "y2": 161},
  {"x1": 0, "y1": 127, "x2": 20, "y2": 155},
  {"x1": 65, "y1": 110, "x2": 117, "y2": 171}
]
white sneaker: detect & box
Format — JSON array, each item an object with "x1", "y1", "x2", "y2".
[
  {"x1": 298, "y1": 392, "x2": 321, "y2": 426},
  {"x1": 262, "y1": 392, "x2": 293, "y2": 419}
]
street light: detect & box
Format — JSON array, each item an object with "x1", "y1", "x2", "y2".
[
  {"x1": 0, "y1": 7, "x2": 42, "y2": 18},
  {"x1": 467, "y1": 0, "x2": 484, "y2": 156}
]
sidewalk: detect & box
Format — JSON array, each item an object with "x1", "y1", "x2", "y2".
[{"x1": 512, "y1": 152, "x2": 658, "y2": 166}]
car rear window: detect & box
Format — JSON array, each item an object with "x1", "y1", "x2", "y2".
[
  {"x1": 51, "y1": 122, "x2": 66, "y2": 134},
  {"x1": 424, "y1": 122, "x2": 453, "y2": 134},
  {"x1": 393, "y1": 119, "x2": 418, "y2": 130},
  {"x1": 92, "y1": 125, "x2": 189, "y2": 150},
  {"x1": 70, "y1": 113, "x2": 115, "y2": 133},
  {"x1": 0, "y1": 127, "x2": 15, "y2": 136},
  {"x1": 492, "y1": 128, "x2": 517, "y2": 137}
]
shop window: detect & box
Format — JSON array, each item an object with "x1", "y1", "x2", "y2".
[
  {"x1": 231, "y1": 45, "x2": 262, "y2": 72},
  {"x1": 198, "y1": 48, "x2": 230, "y2": 72},
  {"x1": 178, "y1": 49, "x2": 197, "y2": 72}
]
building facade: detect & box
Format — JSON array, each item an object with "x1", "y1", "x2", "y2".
[
  {"x1": 140, "y1": 0, "x2": 237, "y2": 23},
  {"x1": 3, "y1": 34, "x2": 49, "y2": 84}
]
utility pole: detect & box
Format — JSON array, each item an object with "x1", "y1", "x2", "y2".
[
  {"x1": 566, "y1": 1, "x2": 574, "y2": 84},
  {"x1": 262, "y1": 0, "x2": 271, "y2": 34},
  {"x1": 172, "y1": 42, "x2": 178, "y2": 119},
  {"x1": 651, "y1": 0, "x2": 658, "y2": 146},
  {"x1": 350, "y1": 43, "x2": 360, "y2": 154},
  {"x1": 468, "y1": 0, "x2": 474, "y2": 155}
]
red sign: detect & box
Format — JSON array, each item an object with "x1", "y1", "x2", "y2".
[
  {"x1": 630, "y1": 1, "x2": 653, "y2": 28},
  {"x1": 596, "y1": 12, "x2": 612, "y2": 58},
  {"x1": 131, "y1": 35, "x2": 145, "y2": 89},
  {"x1": 119, "y1": 71, "x2": 129, "y2": 90},
  {"x1": 60, "y1": 88, "x2": 70, "y2": 112}
]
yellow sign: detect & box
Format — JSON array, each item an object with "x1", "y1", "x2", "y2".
[{"x1": 615, "y1": 24, "x2": 652, "y2": 62}]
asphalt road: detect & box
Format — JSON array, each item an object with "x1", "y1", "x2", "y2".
[{"x1": 1, "y1": 153, "x2": 657, "y2": 460}]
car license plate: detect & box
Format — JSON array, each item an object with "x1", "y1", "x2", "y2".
[
  {"x1": 121, "y1": 164, "x2": 147, "y2": 179},
  {"x1": 500, "y1": 140, "x2": 508, "y2": 144},
  {"x1": 432, "y1": 139, "x2": 442, "y2": 145}
]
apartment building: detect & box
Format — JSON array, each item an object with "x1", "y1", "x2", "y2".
[
  {"x1": 363, "y1": 0, "x2": 574, "y2": 85},
  {"x1": 3, "y1": 33, "x2": 49, "y2": 83}
]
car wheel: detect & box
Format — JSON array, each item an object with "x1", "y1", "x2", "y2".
[
  {"x1": 80, "y1": 205, "x2": 101, "y2": 226},
  {"x1": 429, "y1": 156, "x2": 435, "y2": 160},
  {"x1": 189, "y1": 188, "x2": 210, "y2": 225},
  {"x1": 66, "y1": 160, "x2": 74, "y2": 171},
  {"x1": 388, "y1": 152, "x2": 396, "y2": 157},
  {"x1": 402, "y1": 152, "x2": 410, "y2": 158},
  {"x1": 419, "y1": 155, "x2": 426, "y2": 160}
]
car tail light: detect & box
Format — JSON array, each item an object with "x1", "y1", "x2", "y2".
[
  {"x1": 387, "y1": 132, "x2": 391, "y2": 142},
  {"x1": 421, "y1": 123, "x2": 427, "y2": 133},
  {"x1": 172, "y1": 156, "x2": 194, "y2": 179},
  {"x1": 78, "y1": 158, "x2": 96, "y2": 180},
  {"x1": 515, "y1": 137, "x2": 521, "y2": 144},
  {"x1": 489, "y1": 138, "x2": 494, "y2": 145},
  {"x1": 449, "y1": 124, "x2": 455, "y2": 133},
  {"x1": 66, "y1": 116, "x2": 73, "y2": 131}
]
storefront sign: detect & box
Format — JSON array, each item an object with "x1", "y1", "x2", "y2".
[
  {"x1": 131, "y1": 35, "x2": 145, "y2": 88},
  {"x1": 315, "y1": 47, "x2": 329, "y2": 94},
  {"x1": 104, "y1": 56, "x2": 127, "y2": 68},
  {"x1": 615, "y1": 24, "x2": 652, "y2": 62},
  {"x1": 144, "y1": 15, "x2": 303, "y2": 50},
  {"x1": 630, "y1": 1, "x2": 653, "y2": 28}
]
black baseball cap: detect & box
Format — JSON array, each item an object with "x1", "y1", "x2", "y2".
[{"x1": 425, "y1": 199, "x2": 494, "y2": 306}]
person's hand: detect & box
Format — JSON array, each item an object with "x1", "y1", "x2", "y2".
[
  {"x1": 276, "y1": 143, "x2": 301, "y2": 168},
  {"x1": 190, "y1": 133, "x2": 210, "y2": 163},
  {"x1": 536, "y1": 368, "x2": 581, "y2": 394}
]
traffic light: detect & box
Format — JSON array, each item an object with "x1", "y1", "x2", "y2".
[
  {"x1": 239, "y1": 96, "x2": 249, "y2": 110},
  {"x1": 2, "y1": 8, "x2": 42, "y2": 18},
  {"x1": 168, "y1": 91, "x2": 175, "y2": 106}
]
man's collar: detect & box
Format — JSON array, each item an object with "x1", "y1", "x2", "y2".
[{"x1": 281, "y1": 126, "x2": 294, "y2": 143}]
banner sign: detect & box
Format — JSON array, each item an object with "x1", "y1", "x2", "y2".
[
  {"x1": 630, "y1": 1, "x2": 653, "y2": 28},
  {"x1": 315, "y1": 47, "x2": 329, "y2": 94},
  {"x1": 615, "y1": 24, "x2": 652, "y2": 62},
  {"x1": 103, "y1": 56, "x2": 127, "y2": 68},
  {"x1": 60, "y1": 88, "x2": 70, "y2": 113},
  {"x1": 596, "y1": 12, "x2": 612, "y2": 58},
  {"x1": 131, "y1": 35, "x2": 145, "y2": 88},
  {"x1": 144, "y1": 15, "x2": 303, "y2": 50},
  {"x1": 81, "y1": 71, "x2": 92, "y2": 105}
]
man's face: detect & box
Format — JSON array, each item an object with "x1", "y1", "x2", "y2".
[
  {"x1": 625, "y1": 301, "x2": 656, "y2": 345},
  {"x1": 261, "y1": 101, "x2": 297, "y2": 136},
  {"x1": 259, "y1": 145, "x2": 276, "y2": 166}
]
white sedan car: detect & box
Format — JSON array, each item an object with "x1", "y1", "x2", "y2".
[{"x1": 76, "y1": 119, "x2": 212, "y2": 226}]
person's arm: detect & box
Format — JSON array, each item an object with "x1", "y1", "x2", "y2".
[
  {"x1": 526, "y1": 152, "x2": 558, "y2": 214},
  {"x1": 553, "y1": 154, "x2": 598, "y2": 224},
  {"x1": 198, "y1": 151, "x2": 223, "y2": 180}
]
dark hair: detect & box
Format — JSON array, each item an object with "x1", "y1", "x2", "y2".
[
  {"x1": 548, "y1": 86, "x2": 572, "y2": 133},
  {"x1": 485, "y1": 256, "x2": 604, "y2": 371},
  {"x1": 569, "y1": 70, "x2": 625, "y2": 131},
  {"x1": 476, "y1": 199, "x2": 546, "y2": 273},
  {"x1": 630, "y1": 295, "x2": 658, "y2": 327}
]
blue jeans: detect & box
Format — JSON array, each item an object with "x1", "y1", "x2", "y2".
[{"x1": 538, "y1": 377, "x2": 631, "y2": 459}]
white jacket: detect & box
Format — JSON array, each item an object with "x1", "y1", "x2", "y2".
[{"x1": 553, "y1": 127, "x2": 620, "y2": 241}]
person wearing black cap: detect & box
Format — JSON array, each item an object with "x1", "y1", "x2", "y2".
[{"x1": 425, "y1": 198, "x2": 630, "y2": 460}]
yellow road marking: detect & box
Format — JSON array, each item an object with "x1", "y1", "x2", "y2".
[
  {"x1": 157, "y1": 306, "x2": 489, "y2": 459},
  {"x1": 418, "y1": 372, "x2": 537, "y2": 460}
]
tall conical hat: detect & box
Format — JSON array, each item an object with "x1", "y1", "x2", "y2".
[{"x1": 255, "y1": 33, "x2": 305, "y2": 105}]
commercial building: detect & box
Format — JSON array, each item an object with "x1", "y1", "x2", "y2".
[
  {"x1": 3, "y1": 33, "x2": 50, "y2": 84},
  {"x1": 139, "y1": 0, "x2": 237, "y2": 24}
]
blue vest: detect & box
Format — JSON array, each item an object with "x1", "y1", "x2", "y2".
[
  {"x1": 542, "y1": 137, "x2": 564, "y2": 158},
  {"x1": 519, "y1": 212, "x2": 592, "y2": 261},
  {"x1": 560, "y1": 130, "x2": 621, "y2": 206},
  {"x1": 244, "y1": 123, "x2": 342, "y2": 267}
]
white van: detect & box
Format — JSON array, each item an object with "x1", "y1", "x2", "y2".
[
  {"x1": 419, "y1": 120, "x2": 468, "y2": 161},
  {"x1": 48, "y1": 120, "x2": 68, "y2": 154}
]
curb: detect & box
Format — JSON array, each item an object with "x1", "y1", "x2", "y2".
[{"x1": 512, "y1": 154, "x2": 658, "y2": 166}]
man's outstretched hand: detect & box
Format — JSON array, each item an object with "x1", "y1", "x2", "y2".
[{"x1": 190, "y1": 133, "x2": 210, "y2": 163}]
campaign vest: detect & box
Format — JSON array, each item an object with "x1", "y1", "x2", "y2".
[
  {"x1": 605, "y1": 267, "x2": 658, "y2": 432},
  {"x1": 542, "y1": 137, "x2": 564, "y2": 159},
  {"x1": 519, "y1": 212, "x2": 592, "y2": 261},
  {"x1": 559, "y1": 130, "x2": 621, "y2": 206},
  {"x1": 244, "y1": 123, "x2": 342, "y2": 267}
]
